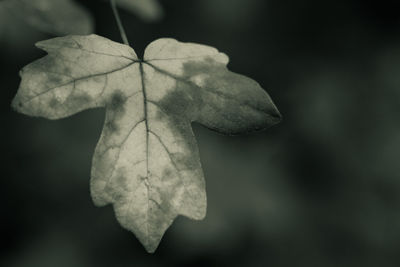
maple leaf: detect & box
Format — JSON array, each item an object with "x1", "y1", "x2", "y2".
[
  {"x1": 11, "y1": 34, "x2": 281, "y2": 252},
  {"x1": 0, "y1": 0, "x2": 93, "y2": 35}
]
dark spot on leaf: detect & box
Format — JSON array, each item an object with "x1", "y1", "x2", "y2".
[
  {"x1": 156, "y1": 80, "x2": 203, "y2": 122},
  {"x1": 115, "y1": 175, "x2": 128, "y2": 191},
  {"x1": 149, "y1": 168, "x2": 185, "y2": 216},
  {"x1": 47, "y1": 74, "x2": 62, "y2": 85},
  {"x1": 109, "y1": 91, "x2": 126, "y2": 111},
  {"x1": 106, "y1": 171, "x2": 129, "y2": 202},
  {"x1": 49, "y1": 98, "x2": 59, "y2": 108},
  {"x1": 139, "y1": 175, "x2": 147, "y2": 182},
  {"x1": 63, "y1": 66, "x2": 71, "y2": 73},
  {"x1": 172, "y1": 152, "x2": 198, "y2": 170},
  {"x1": 105, "y1": 120, "x2": 119, "y2": 133},
  {"x1": 103, "y1": 91, "x2": 128, "y2": 135},
  {"x1": 182, "y1": 56, "x2": 223, "y2": 78},
  {"x1": 176, "y1": 58, "x2": 281, "y2": 134},
  {"x1": 163, "y1": 168, "x2": 173, "y2": 180},
  {"x1": 67, "y1": 94, "x2": 91, "y2": 109}
]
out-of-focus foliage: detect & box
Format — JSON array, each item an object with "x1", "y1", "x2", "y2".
[
  {"x1": 0, "y1": 0, "x2": 163, "y2": 54},
  {"x1": 0, "y1": 0, "x2": 93, "y2": 56},
  {"x1": 0, "y1": 0, "x2": 94, "y2": 35},
  {"x1": 116, "y1": 0, "x2": 163, "y2": 22}
]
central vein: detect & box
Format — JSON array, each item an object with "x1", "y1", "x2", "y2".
[
  {"x1": 139, "y1": 62, "x2": 149, "y2": 175},
  {"x1": 139, "y1": 61, "x2": 150, "y2": 240}
]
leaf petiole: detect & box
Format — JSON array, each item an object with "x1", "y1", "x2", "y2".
[{"x1": 110, "y1": 0, "x2": 130, "y2": 46}]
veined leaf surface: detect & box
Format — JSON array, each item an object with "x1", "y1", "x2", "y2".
[{"x1": 12, "y1": 35, "x2": 281, "y2": 252}]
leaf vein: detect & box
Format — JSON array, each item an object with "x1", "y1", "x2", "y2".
[{"x1": 21, "y1": 61, "x2": 138, "y2": 105}]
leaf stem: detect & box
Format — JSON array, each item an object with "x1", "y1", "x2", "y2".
[{"x1": 110, "y1": 0, "x2": 130, "y2": 46}]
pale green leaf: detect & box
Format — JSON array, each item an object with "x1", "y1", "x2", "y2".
[
  {"x1": 0, "y1": 0, "x2": 93, "y2": 35},
  {"x1": 12, "y1": 34, "x2": 281, "y2": 252}
]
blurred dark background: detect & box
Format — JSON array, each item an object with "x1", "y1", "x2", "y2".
[{"x1": 2, "y1": 0, "x2": 400, "y2": 266}]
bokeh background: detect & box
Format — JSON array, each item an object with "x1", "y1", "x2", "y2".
[{"x1": 2, "y1": 0, "x2": 400, "y2": 266}]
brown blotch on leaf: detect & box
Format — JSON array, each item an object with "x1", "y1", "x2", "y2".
[
  {"x1": 67, "y1": 94, "x2": 91, "y2": 109},
  {"x1": 49, "y1": 98, "x2": 59, "y2": 109},
  {"x1": 115, "y1": 175, "x2": 129, "y2": 192},
  {"x1": 178, "y1": 58, "x2": 281, "y2": 134},
  {"x1": 104, "y1": 91, "x2": 128, "y2": 135},
  {"x1": 105, "y1": 120, "x2": 119, "y2": 133},
  {"x1": 47, "y1": 74, "x2": 62, "y2": 85},
  {"x1": 162, "y1": 168, "x2": 173, "y2": 180},
  {"x1": 109, "y1": 91, "x2": 127, "y2": 112}
]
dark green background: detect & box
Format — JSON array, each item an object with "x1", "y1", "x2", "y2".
[{"x1": 2, "y1": 0, "x2": 400, "y2": 266}]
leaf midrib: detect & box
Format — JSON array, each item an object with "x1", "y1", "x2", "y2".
[{"x1": 138, "y1": 61, "x2": 151, "y2": 246}]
